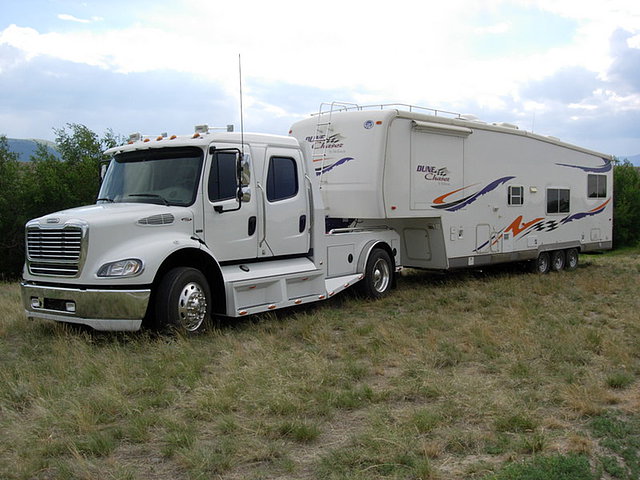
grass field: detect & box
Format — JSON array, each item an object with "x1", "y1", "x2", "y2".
[{"x1": 1, "y1": 250, "x2": 639, "y2": 479}]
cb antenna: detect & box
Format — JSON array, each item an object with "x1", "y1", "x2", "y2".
[{"x1": 238, "y1": 53, "x2": 245, "y2": 155}]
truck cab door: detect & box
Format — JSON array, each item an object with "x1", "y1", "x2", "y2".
[
  {"x1": 259, "y1": 148, "x2": 310, "y2": 257},
  {"x1": 203, "y1": 145, "x2": 258, "y2": 262}
]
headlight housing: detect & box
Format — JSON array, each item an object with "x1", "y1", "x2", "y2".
[{"x1": 97, "y1": 259, "x2": 144, "y2": 277}]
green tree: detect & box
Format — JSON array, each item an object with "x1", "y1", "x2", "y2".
[
  {"x1": 26, "y1": 124, "x2": 119, "y2": 216},
  {"x1": 0, "y1": 136, "x2": 28, "y2": 277},
  {"x1": 0, "y1": 125, "x2": 120, "y2": 278},
  {"x1": 613, "y1": 158, "x2": 640, "y2": 248}
]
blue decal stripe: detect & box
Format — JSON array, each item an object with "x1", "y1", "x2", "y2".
[
  {"x1": 441, "y1": 176, "x2": 515, "y2": 212},
  {"x1": 556, "y1": 158, "x2": 612, "y2": 173},
  {"x1": 315, "y1": 157, "x2": 354, "y2": 176}
]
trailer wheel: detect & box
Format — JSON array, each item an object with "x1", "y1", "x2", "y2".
[
  {"x1": 156, "y1": 267, "x2": 211, "y2": 333},
  {"x1": 360, "y1": 248, "x2": 393, "y2": 299},
  {"x1": 565, "y1": 248, "x2": 579, "y2": 271},
  {"x1": 550, "y1": 250, "x2": 566, "y2": 272},
  {"x1": 532, "y1": 252, "x2": 551, "y2": 274}
]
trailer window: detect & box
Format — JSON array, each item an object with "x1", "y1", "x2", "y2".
[
  {"x1": 208, "y1": 152, "x2": 238, "y2": 202},
  {"x1": 508, "y1": 186, "x2": 524, "y2": 206},
  {"x1": 547, "y1": 188, "x2": 570, "y2": 214},
  {"x1": 267, "y1": 156, "x2": 298, "y2": 202},
  {"x1": 587, "y1": 174, "x2": 607, "y2": 198}
]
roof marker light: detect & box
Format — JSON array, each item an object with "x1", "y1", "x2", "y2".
[
  {"x1": 170, "y1": 135, "x2": 177, "y2": 140},
  {"x1": 156, "y1": 135, "x2": 163, "y2": 141},
  {"x1": 143, "y1": 138, "x2": 150, "y2": 143}
]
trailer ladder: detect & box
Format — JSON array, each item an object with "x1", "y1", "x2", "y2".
[{"x1": 312, "y1": 101, "x2": 359, "y2": 188}]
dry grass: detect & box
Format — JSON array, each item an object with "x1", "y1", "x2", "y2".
[{"x1": 1, "y1": 250, "x2": 639, "y2": 479}]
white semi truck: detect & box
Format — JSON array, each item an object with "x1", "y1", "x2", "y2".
[{"x1": 21, "y1": 104, "x2": 613, "y2": 332}]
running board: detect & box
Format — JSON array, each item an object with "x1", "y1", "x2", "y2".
[{"x1": 220, "y1": 258, "x2": 363, "y2": 317}]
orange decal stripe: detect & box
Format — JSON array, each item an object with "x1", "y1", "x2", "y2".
[
  {"x1": 505, "y1": 215, "x2": 544, "y2": 237},
  {"x1": 589, "y1": 198, "x2": 611, "y2": 212},
  {"x1": 432, "y1": 184, "x2": 477, "y2": 205}
]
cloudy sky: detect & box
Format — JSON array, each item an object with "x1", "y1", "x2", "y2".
[{"x1": 1, "y1": 0, "x2": 640, "y2": 158}]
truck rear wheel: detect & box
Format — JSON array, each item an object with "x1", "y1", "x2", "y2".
[
  {"x1": 156, "y1": 267, "x2": 211, "y2": 333},
  {"x1": 360, "y1": 248, "x2": 393, "y2": 299}
]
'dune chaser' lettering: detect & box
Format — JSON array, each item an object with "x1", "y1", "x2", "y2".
[{"x1": 417, "y1": 165, "x2": 450, "y2": 182}]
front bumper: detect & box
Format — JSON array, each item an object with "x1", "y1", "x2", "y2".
[{"x1": 21, "y1": 282, "x2": 151, "y2": 331}]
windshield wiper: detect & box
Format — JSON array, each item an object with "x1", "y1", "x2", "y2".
[
  {"x1": 127, "y1": 193, "x2": 170, "y2": 206},
  {"x1": 97, "y1": 197, "x2": 114, "y2": 203}
]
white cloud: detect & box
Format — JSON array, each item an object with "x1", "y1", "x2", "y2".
[
  {"x1": 628, "y1": 34, "x2": 640, "y2": 48},
  {"x1": 474, "y1": 22, "x2": 512, "y2": 35},
  {"x1": 2, "y1": 0, "x2": 640, "y2": 153},
  {"x1": 58, "y1": 14, "x2": 91, "y2": 24}
]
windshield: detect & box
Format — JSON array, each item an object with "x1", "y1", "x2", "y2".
[{"x1": 98, "y1": 147, "x2": 204, "y2": 206}]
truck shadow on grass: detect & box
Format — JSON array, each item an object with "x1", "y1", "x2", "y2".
[{"x1": 37, "y1": 257, "x2": 597, "y2": 342}]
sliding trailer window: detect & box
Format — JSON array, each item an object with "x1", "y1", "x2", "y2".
[
  {"x1": 508, "y1": 185, "x2": 524, "y2": 206},
  {"x1": 547, "y1": 188, "x2": 570, "y2": 214},
  {"x1": 587, "y1": 174, "x2": 607, "y2": 198}
]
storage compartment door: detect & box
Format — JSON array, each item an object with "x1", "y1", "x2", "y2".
[{"x1": 410, "y1": 131, "x2": 464, "y2": 210}]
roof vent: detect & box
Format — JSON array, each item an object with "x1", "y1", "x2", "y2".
[
  {"x1": 459, "y1": 114, "x2": 482, "y2": 122},
  {"x1": 493, "y1": 122, "x2": 519, "y2": 130}
]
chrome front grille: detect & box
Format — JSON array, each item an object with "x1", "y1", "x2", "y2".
[{"x1": 26, "y1": 226, "x2": 85, "y2": 277}]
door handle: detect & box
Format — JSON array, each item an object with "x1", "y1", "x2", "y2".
[
  {"x1": 299, "y1": 214, "x2": 306, "y2": 233},
  {"x1": 248, "y1": 216, "x2": 257, "y2": 236}
]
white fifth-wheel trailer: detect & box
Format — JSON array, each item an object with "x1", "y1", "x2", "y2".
[{"x1": 21, "y1": 104, "x2": 612, "y2": 332}]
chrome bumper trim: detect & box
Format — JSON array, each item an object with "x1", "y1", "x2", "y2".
[{"x1": 21, "y1": 283, "x2": 150, "y2": 331}]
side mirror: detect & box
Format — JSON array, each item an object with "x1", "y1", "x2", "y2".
[
  {"x1": 100, "y1": 160, "x2": 110, "y2": 182},
  {"x1": 211, "y1": 147, "x2": 248, "y2": 213}
]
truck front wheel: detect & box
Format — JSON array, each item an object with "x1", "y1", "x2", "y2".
[
  {"x1": 360, "y1": 248, "x2": 394, "y2": 299},
  {"x1": 156, "y1": 267, "x2": 211, "y2": 333}
]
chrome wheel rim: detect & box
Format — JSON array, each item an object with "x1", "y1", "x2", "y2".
[
  {"x1": 178, "y1": 282, "x2": 207, "y2": 331},
  {"x1": 567, "y1": 251, "x2": 578, "y2": 268},
  {"x1": 372, "y1": 258, "x2": 391, "y2": 293}
]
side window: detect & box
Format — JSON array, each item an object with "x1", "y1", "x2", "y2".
[
  {"x1": 588, "y1": 174, "x2": 607, "y2": 198},
  {"x1": 508, "y1": 185, "x2": 524, "y2": 206},
  {"x1": 266, "y1": 156, "x2": 298, "y2": 202},
  {"x1": 208, "y1": 152, "x2": 237, "y2": 201},
  {"x1": 547, "y1": 188, "x2": 570, "y2": 214}
]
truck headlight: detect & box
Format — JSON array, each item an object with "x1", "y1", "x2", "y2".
[{"x1": 97, "y1": 259, "x2": 144, "y2": 277}]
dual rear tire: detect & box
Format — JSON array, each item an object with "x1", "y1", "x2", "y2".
[{"x1": 359, "y1": 248, "x2": 394, "y2": 299}]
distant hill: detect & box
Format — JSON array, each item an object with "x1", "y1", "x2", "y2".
[
  {"x1": 6, "y1": 138, "x2": 60, "y2": 162},
  {"x1": 621, "y1": 153, "x2": 640, "y2": 166}
]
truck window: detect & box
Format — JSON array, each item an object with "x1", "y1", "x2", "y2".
[
  {"x1": 208, "y1": 152, "x2": 238, "y2": 201},
  {"x1": 587, "y1": 174, "x2": 607, "y2": 198},
  {"x1": 547, "y1": 188, "x2": 570, "y2": 214},
  {"x1": 266, "y1": 156, "x2": 298, "y2": 202},
  {"x1": 508, "y1": 186, "x2": 524, "y2": 205},
  {"x1": 99, "y1": 147, "x2": 203, "y2": 207}
]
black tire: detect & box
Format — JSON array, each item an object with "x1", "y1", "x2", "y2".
[
  {"x1": 532, "y1": 251, "x2": 551, "y2": 274},
  {"x1": 565, "y1": 248, "x2": 579, "y2": 271},
  {"x1": 550, "y1": 250, "x2": 566, "y2": 272},
  {"x1": 360, "y1": 248, "x2": 394, "y2": 299},
  {"x1": 156, "y1": 267, "x2": 211, "y2": 333}
]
